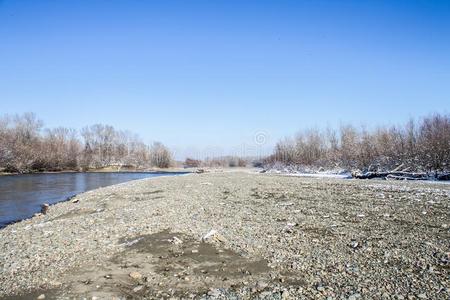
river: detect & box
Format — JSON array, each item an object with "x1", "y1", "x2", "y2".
[{"x1": 0, "y1": 172, "x2": 186, "y2": 228}]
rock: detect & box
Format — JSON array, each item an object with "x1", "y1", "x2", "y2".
[
  {"x1": 37, "y1": 294, "x2": 46, "y2": 300},
  {"x1": 348, "y1": 293, "x2": 361, "y2": 300},
  {"x1": 317, "y1": 286, "x2": 325, "y2": 292},
  {"x1": 129, "y1": 271, "x2": 142, "y2": 280},
  {"x1": 133, "y1": 285, "x2": 144, "y2": 292},
  {"x1": 41, "y1": 204, "x2": 50, "y2": 215},
  {"x1": 255, "y1": 280, "x2": 268, "y2": 291},
  {"x1": 207, "y1": 289, "x2": 222, "y2": 297},
  {"x1": 168, "y1": 236, "x2": 183, "y2": 244},
  {"x1": 281, "y1": 290, "x2": 290, "y2": 299},
  {"x1": 277, "y1": 202, "x2": 294, "y2": 207},
  {"x1": 417, "y1": 293, "x2": 427, "y2": 299},
  {"x1": 202, "y1": 229, "x2": 226, "y2": 243}
]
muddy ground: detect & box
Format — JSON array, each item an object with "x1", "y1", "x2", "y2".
[{"x1": 0, "y1": 172, "x2": 449, "y2": 299}]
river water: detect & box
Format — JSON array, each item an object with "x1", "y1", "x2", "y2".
[{"x1": 0, "y1": 172, "x2": 186, "y2": 228}]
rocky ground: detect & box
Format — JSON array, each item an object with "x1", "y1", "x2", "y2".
[{"x1": 0, "y1": 172, "x2": 449, "y2": 299}]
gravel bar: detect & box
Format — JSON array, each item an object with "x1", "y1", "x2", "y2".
[{"x1": 0, "y1": 172, "x2": 449, "y2": 299}]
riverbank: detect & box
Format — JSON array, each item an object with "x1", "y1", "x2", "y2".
[
  {"x1": 0, "y1": 172, "x2": 449, "y2": 299},
  {"x1": 0, "y1": 167, "x2": 193, "y2": 176},
  {"x1": 0, "y1": 171, "x2": 190, "y2": 229}
]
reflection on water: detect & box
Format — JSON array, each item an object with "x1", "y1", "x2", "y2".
[{"x1": 0, "y1": 172, "x2": 184, "y2": 228}]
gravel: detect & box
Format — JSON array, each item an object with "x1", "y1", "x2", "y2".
[{"x1": 0, "y1": 172, "x2": 449, "y2": 299}]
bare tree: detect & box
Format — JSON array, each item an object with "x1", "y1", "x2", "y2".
[
  {"x1": 418, "y1": 114, "x2": 450, "y2": 171},
  {"x1": 268, "y1": 113, "x2": 450, "y2": 173},
  {"x1": 3, "y1": 113, "x2": 44, "y2": 173},
  {"x1": 150, "y1": 142, "x2": 172, "y2": 168}
]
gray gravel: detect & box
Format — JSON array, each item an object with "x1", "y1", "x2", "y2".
[{"x1": 0, "y1": 172, "x2": 449, "y2": 299}]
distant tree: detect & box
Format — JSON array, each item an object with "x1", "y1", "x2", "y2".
[
  {"x1": 184, "y1": 158, "x2": 202, "y2": 168},
  {"x1": 268, "y1": 113, "x2": 450, "y2": 173},
  {"x1": 150, "y1": 142, "x2": 172, "y2": 168},
  {"x1": 418, "y1": 114, "x2": 450, "y2": 171},
  {"x1": 3, "y1": 113, "x2": 44, "y2": 173},
  {"x1": 41, "y1": 127, "x2": 80, "y2": 170}
]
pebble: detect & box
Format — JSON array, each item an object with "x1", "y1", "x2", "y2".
[
  {"x1": 1, "y1": 173, "x2": 449, "y2": 299},
  {"x1": 281, "y1": 290, "x2": 290, "y2": 299},
  {"x1": 133, "y1": 285, "x2": 144, "y2": 292},
  {"x1": 129, "y1": 271, "x2": 142, "y2": 280}
]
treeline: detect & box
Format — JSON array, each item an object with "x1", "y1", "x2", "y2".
[
  {"x1": 266, "y1": 113, "x2": 450, "y2": 172},
  {"x1": 0, "y1": 113, "x2": 172, "y2": 173},
  {"x1": 184, "y1": 156, "x2": 249, "y2": 168}
]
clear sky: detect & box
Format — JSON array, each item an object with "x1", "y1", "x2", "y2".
[{"x1": 1, "y1": 0, "x2": 449, "y2": 159}]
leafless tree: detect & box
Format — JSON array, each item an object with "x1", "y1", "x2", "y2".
[
  {"x1": 418, "y1": 114, "x2": 450, "y2": 171},
  {"x1": 150, "y1": 142, "x2": 172, "y2": 168},
  {"x1": 184, "y1": 158, "x2": 202, "y2": 168},
  {"x1": 0, "y1": 113, "x2": 173, "y2": 173},
  {"x1": 269, "y1": 113, "x2": 450, "y2": 173}
]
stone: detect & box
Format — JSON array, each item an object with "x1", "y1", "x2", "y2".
[
  {"x1": 37, "y1": 295, "x2": 46, "y2": 300},
  {"x1": 202, "y1": 229, "x2": 226, "y2": 243},
  {"x1": 133, "y1": 285, "x2": 144, "y2": 292},
  {"x1": 169, "y1": 236, "x2": 183, "y2": 244},
  {"x1": 348, "y1": 293, "x2": 361, "y2": 300},
  {"x1": 281, "y1": 290, "x2": 290, "y2": 299},
  {"x1": 41, "y1": 204, "x2": 50, "y2": 215},
  {"x1": 350, "y1": 241, "x2": 359, "y2": 249},
  {"x1": 129, "y1": 271, "x2": 143, "y2": 280},
  {"x1": 256, "y1": 280, "x2": 268, "y2": 291}
]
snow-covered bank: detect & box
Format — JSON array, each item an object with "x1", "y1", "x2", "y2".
[
  {"x1": 262, "y1": 163, "x2": 450, "y2": 182},
  {"x1": 262, "y1": 163, "x2": 352, "y2": 179},
  {"x1": 283, "y1": 172, "x2": 352, "y2": 179}
]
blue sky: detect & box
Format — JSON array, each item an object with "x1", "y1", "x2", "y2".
[{"x1": 1, "y1": 0, "x2": 449, "y2": 159}]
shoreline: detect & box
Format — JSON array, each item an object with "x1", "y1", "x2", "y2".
[
  {"x1": 1, "y1": 172, "x2": 449, "y2": 299},
  {"x1": 0, "y1": 168, "x2": 193, "y2": 176},
  {"x1": 0, "y1": 171, "x2": 192, "y2": 230}
]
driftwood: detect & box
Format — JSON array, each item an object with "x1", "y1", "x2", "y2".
[
  {"x1": 354, "y1": 171, "x2": 427, "y2": 180},
  {"x1": 437, "y1": 173, "x2": 450, "y2": 181},
  {"x1": 386, "y1": 174, "x2": 426, "y2": 181},
  {"x1": 354, "y1": 171, "x2": 450, "y2": 181}
]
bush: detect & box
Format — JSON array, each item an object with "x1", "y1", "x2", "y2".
[
  {"x1": 184, "y1": 158, "x2": 202, "y2": 168},
  {"x1": 269, "y1": 113, "x2": 450, "y2": 172}
]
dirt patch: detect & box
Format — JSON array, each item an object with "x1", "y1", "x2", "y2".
[{"x1": 13, "y1": 230, "x2": 300, "y2": 299}]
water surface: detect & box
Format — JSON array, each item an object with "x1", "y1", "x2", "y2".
[{"x1": 0, "y1": 172, "x2": 185, "y2": 228}]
